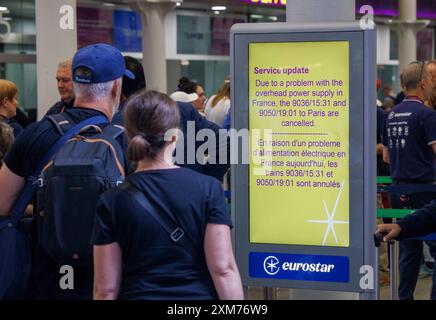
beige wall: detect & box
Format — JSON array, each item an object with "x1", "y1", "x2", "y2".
[
  {"x1": 35, "y1": 0, "x2": 77, "y2": 119},
  {"x1": 287, "y1": 0, "x2": 355, "y2": 22}
]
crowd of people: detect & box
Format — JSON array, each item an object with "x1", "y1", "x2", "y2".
[
  {"x1": 0, "y1": 43, "x2": 242, "y2": 300},
  {"x1": 2, "y1": 41, "x2": 436, "y2": 301}
]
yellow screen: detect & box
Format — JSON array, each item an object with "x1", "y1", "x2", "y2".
[{"x1": 249, "y1": 41, "x2": 350, "y2": 247}]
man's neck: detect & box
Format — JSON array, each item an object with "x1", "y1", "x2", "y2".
[
  {"x1": 62, "y1": 97, "x2": 74, "y2": 105},
  {"x1": 73, "y1": 99, "x2": 113, "y2": 121},
  {"x1": 404, "y1": 88, "x2": 425, "y2": 101},
  {"x1": 0, "y1": 111, "x2": 8, "y2": 119}
]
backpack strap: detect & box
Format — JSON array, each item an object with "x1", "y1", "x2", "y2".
[
  {"x1": 119, "y1": 181, "x2": 206, "y2": 268},
  {"x1": 46, "y1": 112, "x2": 75, "y2": 135},
  {"x1": 102, "y1": 124, "x2": 125, "y2": 140},
  {"x1": 9, "y1": 115, "x2": 109, "y2": 226}
]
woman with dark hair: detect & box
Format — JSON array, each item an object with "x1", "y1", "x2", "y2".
[
  {"x1": 175, "y1": 77, "x2": 206, "y2": 115},
  {"x1": 93, "y1": 90, "x2": 243, "y2": 300},
  {"x1": 205, "y1": 77, "x2": 230, "y2": 126}
]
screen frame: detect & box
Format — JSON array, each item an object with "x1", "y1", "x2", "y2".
[{"x1": 230, "y1": 22, "x2": 376, "y2": 293}]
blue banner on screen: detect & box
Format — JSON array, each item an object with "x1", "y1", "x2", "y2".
[
  {"x1": 249, "y1": 252, "x2": 349, "y2": 283},
  {"x1": 113, "y1": 10, "x2": 142, "y2": 52}
]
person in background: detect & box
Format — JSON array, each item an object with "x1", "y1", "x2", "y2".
[
  {"x1": 383, "y1": 84, "x2": 396, "y2": 102},
  {"x1": 222, "y1": 110, "x2": 231, "y2": 131},
  {"x1": 112, "y1": 56, "x2": 146, "y2": 126},
  {"x1": 376, "y1": 79, "x2": 383, "y2": 108},
  {"x1": 426, "y1": 60, "x2": 436, "y2": 110},
  {"x1": 176, "y1": 77, "x2": 206, "y2": 116},
  {"x1": 113, "y1": 65, "x2": 229, "y2": 181},
  {"x1": 93, "y1": 90, "x2": 243, "y2": 300},
  {"x1": 383, "y1": 83, "x2": 397, "y2": 113},
  {"x1": 0, "y1": 79, "x2": 23, "y2": 137},
  {"x1": 396, "y1": 73, "x2": 406, "y2": 105},
  {"x1": 169, "y1": 90, "x2": 198, "y2": 105},
  {"x1": 44, "y1": 59, "x2": 75, "y2": 116},
  {"x1": 382, "y1": 97, "x2": 395, "y2": 113},
  {"x1": 0, "y1": 121, "x2": 14, "y2": 166},
  {"x1": 205, "y1": 77, "x2": 230, "y2": 127},
  {"x1": 382, "y1": 61, "x2": 436, "y2": 300},
  {"x1": 14, "y1": 107, "x2": 29, "y2": 129}
]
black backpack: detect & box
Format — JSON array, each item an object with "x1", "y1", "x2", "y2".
[{"x1": 35, "y1": 113, "x2": 126, "y2": 267}]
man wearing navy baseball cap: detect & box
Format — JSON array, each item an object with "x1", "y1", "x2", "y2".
[
  {"x1": 72, "y1": 43, "x2": 134, "y2": 118},
  {"x1": 0, "y1": 43, "x2": 132, "y2": 300}
]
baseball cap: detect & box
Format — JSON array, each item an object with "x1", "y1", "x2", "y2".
[{"x1": 72, "y1": 43, "x2": 135, "y2": 84}]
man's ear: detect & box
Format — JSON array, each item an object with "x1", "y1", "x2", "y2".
[
  {"x1": 112, "y1": 78, "x2": 122, "y2": 98},
  {"x1": 0, "y1": 97, "x2": 6, "y2": 107}
]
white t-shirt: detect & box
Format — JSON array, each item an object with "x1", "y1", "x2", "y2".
[{"x1": 205, "y1": 95, "x2": 230, "y2": 127}]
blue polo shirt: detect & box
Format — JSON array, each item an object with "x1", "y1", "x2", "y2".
[{"x1": 382, "y1": 99, "x2": 436, "y2": 182}]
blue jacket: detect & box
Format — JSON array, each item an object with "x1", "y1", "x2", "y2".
[
  {"x1": 398, "y1": 200, "x2": 436, "y2": 239},
  {"x1": 113, "y1": 101, "x2": 229, "y2": 181}
]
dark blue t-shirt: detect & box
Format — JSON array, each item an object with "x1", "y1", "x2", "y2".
[
  {"x1": 93, "y1": 167, "x2": 232, "y2": 300},
  {"x1": 382, "y1": 99, "x2": 436, "y2": 182},
  {"x1": 44, "y1": 99, "x2": 75, "y2": 117}
]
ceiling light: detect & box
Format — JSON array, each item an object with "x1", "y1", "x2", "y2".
[
  {"x1": 269, "y1": 16, "x2": 278, "y2": 21},
  {"x1": 211, "y1": 6, "x2": 226, "y2": 11},
  {"x1": 2, "y1": 16, "x2": 12, "y2": 21},
  {"x1": 214, "y1": 11, "x2": 220, "y2": 15},
  {"x1": 176, "y1": 2, "x2": 182, "y2": 6},
  {"x1": 0, "y1": 7, "x2": 9, "y2": 12},
  {"x1": 103, "y1": 3, "x2": 116, "y2": 7},
  {"x1": 250, "y1": 14, "x2": 264, "y2": 19}
]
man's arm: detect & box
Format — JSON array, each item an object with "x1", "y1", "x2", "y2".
[
  {"x1": 382, "y1": 146, "x2": 390, "y2": 164},
  {"x1": 397, "y1": 200, "x2": 436, "y2": 238},
  {"x1": 376, "y1": 143, "x2": 383, "y2": 155},
  {"x1": 0, "y1": 164, "x2": 25, "y2": 217}
]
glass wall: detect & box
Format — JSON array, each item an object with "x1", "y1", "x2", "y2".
[
  {"x1": 0, "y1": 0, "x2": 36, "y2": 116},
  {"x1": 167, "y1": 12, "x2": 245, "y2": 97}
]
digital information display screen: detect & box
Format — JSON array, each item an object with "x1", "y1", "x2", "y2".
[{"x1": 249, "y1": 41, "x2": 350, "y2": 247}]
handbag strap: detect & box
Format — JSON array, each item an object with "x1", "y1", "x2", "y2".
[
  {"x1": 120, "y1": 181, "x2": 205, "y2": 266},
  {"x1": 9, "y1": 115, "x2": 109, "y2": 226}
]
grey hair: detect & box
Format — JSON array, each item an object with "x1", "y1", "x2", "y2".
[
  {"x1": 57, "y1": 59, "x2": 72, "y2": 69},
  {"x1": 402, "y1": 61, "x2": 428, "y2": 90},
  {"x1": 73, "y1": 80, "x2": 116, "y2": 102}
]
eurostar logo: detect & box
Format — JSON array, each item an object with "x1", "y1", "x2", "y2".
[
  {"x1": 307, "y1": 180, "x2": 349, "y2": 246},
  {"x1": 263, "y1": 255, "x2": 280, "y2": 275}
]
